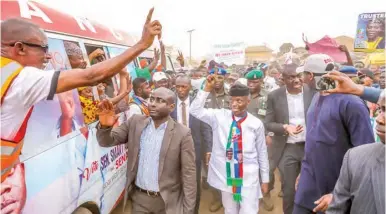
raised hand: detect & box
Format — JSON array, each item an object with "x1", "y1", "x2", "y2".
[
  {"x1": 176, "y1": 50, "x2": 185, "y2": 67},
  {"x1": 140, "y1": 8, "x2": 162, "y2": 49},
  {"x1": 154, "y1": 48, "x2": 160, "y2": 61},
  {"x1": 97, "y1": 100, "x2": 119, "y2": 127},
  {"x1": 339, "y1": 45, "x2": 348, "y2": 53},
  {"x1": 322, "y1": 71, "x2": 364, "y2": 96},
  {"x1": 204, "y1": 75, "x2": 215, "y2": 92},
  {"x1": 160, "y1": 40, "x2": 165, "y2": 53},
  {"x1": 126, "y1": 75, "x2": 133, "y2": 94}
]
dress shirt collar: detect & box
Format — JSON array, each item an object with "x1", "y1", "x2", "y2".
[
  {"x1": 286, "y1": 87, "x2": 303, "y2": 96},
  {"x1": 149, "y1": 118, "x2": 168, "y2": 130},
  {"x1": 177, "y1": 96, "x2": 190, "y2": 107}
]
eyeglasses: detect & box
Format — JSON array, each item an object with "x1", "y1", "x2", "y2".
[{"x1": 10, "y1": 41, "x2": 49, "y2": 53}]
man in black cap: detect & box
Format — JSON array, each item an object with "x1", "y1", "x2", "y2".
[{"x1": 190, "y1": 75, "x2": 269, "y2": 214}]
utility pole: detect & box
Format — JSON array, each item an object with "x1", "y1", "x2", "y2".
[{"x1": 187, "y1": 29, "x2": 195, "y2": 65}]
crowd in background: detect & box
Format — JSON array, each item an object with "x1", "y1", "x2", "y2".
[{"x1": 1, "y1": 8, "x2": 385, "y2": 214}]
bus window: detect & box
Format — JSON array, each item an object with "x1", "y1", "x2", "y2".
[
  {"x1": 63, "y1": 40, "x2": 87, "y2": 69},
  {"x1": 84, "y1": 44, "x2": 116, "y2": 98}
]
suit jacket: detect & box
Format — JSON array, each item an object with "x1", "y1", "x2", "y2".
[
  {"x1": 327, "y1": 143, "x2": 385, "y2": 214},
  {"x1": 171, "y1": 96, "x2": 213, "y2": 163},
  {"x1": 264, "y1": 85, "x2": 315, "y2": 166},
  {"x1": 96, "y1": 115, "x2": 197, "y2": 214}
]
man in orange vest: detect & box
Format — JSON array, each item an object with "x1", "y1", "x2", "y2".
[{"x1": 1, "y1": 8, "x2": 162, "y2": 213}]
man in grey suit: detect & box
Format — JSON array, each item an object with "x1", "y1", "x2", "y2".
[
  {"x1": 96, "y1": 87, "x2": 197, "y2": 214},
  {"x1": 171, "y1": 75, "x2": 213, "y2": 214},
  {"x1": 327, "y1": 90, "x2": 385, "y2": 214},
  {"x1": 264, "y1": 63, "x2": 316, "y2": 214}
]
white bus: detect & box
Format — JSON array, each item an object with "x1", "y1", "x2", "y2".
[{"x1": 1, "y1": 1, "x2": 174, "y2": 213}]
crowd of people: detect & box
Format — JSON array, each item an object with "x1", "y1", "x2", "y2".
[{"x1": 1, "y1": 7, "x2": 385, "y2": 214}]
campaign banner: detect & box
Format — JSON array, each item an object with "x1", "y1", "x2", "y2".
[
  {"x1": 354, "y1": 12, "x2": 385, "y2": 52},
  {"x1": 213, "y1": 42, "x2": 245, "y2": 65}
]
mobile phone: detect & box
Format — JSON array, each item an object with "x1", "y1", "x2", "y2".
[
  {"x1": 316, "y1": 63, "x2": 336, "y2": 90},
  {"x1": 317, "y1": 77, "x2": 336, "y2": 90}
]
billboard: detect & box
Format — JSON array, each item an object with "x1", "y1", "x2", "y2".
[
  {"x1": 213, "y1": 42, "x2": 245, "y2": 65},
  {"x1": 354, "y1": 12, "x2": 385, "y2": 52}
]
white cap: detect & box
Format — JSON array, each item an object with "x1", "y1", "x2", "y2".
[
  {"x1": 152, "y1": 72, "x2": 168, "y2": 82},
  {"x1": 296, "y1": 54, "x2": 334, "y2": 74}
]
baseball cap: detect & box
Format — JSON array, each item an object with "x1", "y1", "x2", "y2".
[
  {"x1": 296, "y1": 54, "x2": 335, "y2": 75},
  {"x1": 358, "y1": 68, "x2": 375, "y2": 80},
  {"x1": 152, "y1": 72, "x2": 168, "y2": 82}
]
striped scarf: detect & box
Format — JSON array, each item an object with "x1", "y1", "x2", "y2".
[
  {"x1": 129, "y1": 95, "x2": 149, "y2": 116},
  {"x1": 226, "y1": 113, "x2": 247, "y2": 202}
]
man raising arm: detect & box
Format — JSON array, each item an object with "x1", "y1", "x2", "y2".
[{"x1": 0, "y1": 8, "x2": 161, "y2": 184}]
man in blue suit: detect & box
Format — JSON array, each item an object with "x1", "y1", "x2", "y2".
[{"x1": 171, "y1": 74, "x2": 213, "y2": 214}]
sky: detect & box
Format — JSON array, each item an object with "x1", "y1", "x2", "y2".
[{"x1": 36, "y1": 0, "x2": 384, "y2": 57}]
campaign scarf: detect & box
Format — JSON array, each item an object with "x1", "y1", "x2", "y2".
[
  {"x1": 129, "y1": 95, "x2": 149, "y2": 116},
  {"x1": 226, "y1": 113, "x2": 247, "y2": 202}
]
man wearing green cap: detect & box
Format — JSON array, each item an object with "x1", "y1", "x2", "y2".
[
  {"x1": 245, "y1": 69, "x2": 275, "y2": 211},
  {"x1": 245, "y1": 70, "x2": 267, "y2": 120}
]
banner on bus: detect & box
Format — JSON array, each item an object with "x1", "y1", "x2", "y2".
[{"x1": 354, "y1": 12, "x2": 385, "y2": 52}]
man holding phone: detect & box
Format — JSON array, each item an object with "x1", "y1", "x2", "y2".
[{"x1": 293, "y1": 54, "x2": 375, "y2": 213}]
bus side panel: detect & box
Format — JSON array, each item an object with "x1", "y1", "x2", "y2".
[{"x1": 14, "y1": 37, "x2": 128, "y2": 214}]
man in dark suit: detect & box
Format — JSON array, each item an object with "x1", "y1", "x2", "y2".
[
  {"x1": 171, "y1": 75, "x2": 213, "y2": 214},
  {"x1": 264, "y1": 63, "x2": 316, "y2": 214},
  {"x1": 96, "y1": 87, "x2": 197, "y2": 214}
]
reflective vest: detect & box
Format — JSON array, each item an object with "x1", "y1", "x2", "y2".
[{"x1": 1, "y1": 57, "x2": 34, "y2": 182}]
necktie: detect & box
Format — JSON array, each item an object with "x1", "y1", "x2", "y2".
[{"x1": 181, "y1": 102, "x2": 187, "y2": 126}]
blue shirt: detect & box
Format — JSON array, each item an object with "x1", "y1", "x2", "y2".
[
  {"x1": 135, "y1": 119, "x2": 168, "y2": 191},
  {"x1": 295, "y1": 93, "x2": 375, "y2": 210},
  {"x1": 361, "y1": 86, "x2": 382, "y2": 104}
]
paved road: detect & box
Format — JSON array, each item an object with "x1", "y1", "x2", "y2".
[{"x1": 112, "y1": 171, "x2": 283, "y2": 214}]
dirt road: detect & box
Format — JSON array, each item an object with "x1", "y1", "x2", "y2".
[{"x1": 112, "y1": 171, "x2": 283, "y2": 214}]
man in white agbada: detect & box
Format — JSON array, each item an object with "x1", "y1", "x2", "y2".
[{"x1": 190, "y1": 75, "x2": 269, "y2": 214}]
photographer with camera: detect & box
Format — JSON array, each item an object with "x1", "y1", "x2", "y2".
[{"x1": 293, "y1": 54, "x2": 375, "y2": 213}]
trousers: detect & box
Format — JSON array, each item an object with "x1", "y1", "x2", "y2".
[
  {"x1": 278, "y1": 143, "x2": 305, "y2": 214},
  {"x1": 131, "y1": 189, "x2": 166, "y2": 214},
  {"x1": 221, "y1": 191, "x2": 259, "y2": 214}
]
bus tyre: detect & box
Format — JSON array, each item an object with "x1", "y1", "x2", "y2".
[{"x1": 73, "y1": 207, "x2": 93, "y2": 214}]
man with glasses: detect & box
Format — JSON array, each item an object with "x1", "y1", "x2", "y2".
[
  {"x1": 265, "y1": 63, "x2": 315, "y2": 214},
  {"x1": 1, "y1": 9, "x2": 161, "y2": 213}
]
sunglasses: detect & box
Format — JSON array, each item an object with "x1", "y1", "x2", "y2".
[{"x1": 10, "y1": 41, "x2": 49, "y2": 53}]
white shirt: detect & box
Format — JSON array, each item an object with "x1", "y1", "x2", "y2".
[
  {"x1": 264, "y1": 76, "x2": 279, "y2": 92},
  {"x1": 190, "y1": 90, "x2": 269, "y2": 199},
  {"x1": 125, "y1": 104, "x2": 143, "y2": 119},
  {"x1": 286, "y1": 89, "x2": 306, "y2": 143},
  {"x1": 177, "y1": 97, "x2": 190, "y2": 126},
  {"x1": 1, "y1": 67, "x2": 56, "y2": 140}
]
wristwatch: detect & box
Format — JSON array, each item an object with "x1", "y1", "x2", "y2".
[{"x1": 268, "y1": 132, "x2": 275, "y2": 137}]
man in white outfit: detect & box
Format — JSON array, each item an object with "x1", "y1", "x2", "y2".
[{"x1": 190, "y1": 75, "x2": 269, "y2": 214}]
